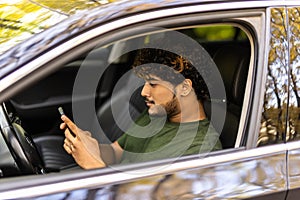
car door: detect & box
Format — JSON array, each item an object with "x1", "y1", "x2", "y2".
[{"x1": 0, "y1": 1, "x2": 293, "y2": 200}]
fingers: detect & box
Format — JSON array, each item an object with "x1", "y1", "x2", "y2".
[
  {"x1": 60, "y1": 122, "x2": 66, "y2": 130},
  {"x1": 61, "y1": 115, "x2": 79, "y2": 137},
  {"x1": 61, "y1": 115, "x2": 83, "y2": 156},
  {"x1": 64, "y1": 143, "x2": 72, "y2": 154},
  {"x1": 64, "y1": 137, "x2": 72, "y2": 147},
  {"x1": 65, "y1": 128, "x2": 76, "y2": 142},
  {"x1": 64, "y1": 138, "x2": 76, "y2": 154},
  {"x1": 64, "y1": 139, "x2": 74, "y2": 154}
]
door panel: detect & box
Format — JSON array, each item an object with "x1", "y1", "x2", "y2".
[
  {"x1": 7, "y1": 147, "x2": 287, "y2": 199},
  {"x1": 287, "y1": 146, "x2": 300, "y2": 199},
  {"x1": 113, "y1": 150, "x2": 287, "y2": 199}
]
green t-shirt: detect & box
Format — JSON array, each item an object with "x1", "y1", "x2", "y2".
[{"x1": 118, "y1": 111, "x2": 222, "y2": 164}]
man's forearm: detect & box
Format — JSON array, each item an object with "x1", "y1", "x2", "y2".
[{"x1": 99, "y1": 144, "x2": 117, "y2": 165}]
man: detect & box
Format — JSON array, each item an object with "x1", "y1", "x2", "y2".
[{"x1": 61, "y1": 47, "x2": 222, "y2": 169}]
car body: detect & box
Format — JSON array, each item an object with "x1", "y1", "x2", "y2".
[{"x1": 0, "y1": 0, "x2": 300, "y2": 199}]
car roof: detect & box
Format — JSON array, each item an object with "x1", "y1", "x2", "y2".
[
  {"x1": 0, "y1": 0, "x2": 114, "y2": 54},
  {"x1": 0, "y1": 0, "x2": 287, "y2": 79}
]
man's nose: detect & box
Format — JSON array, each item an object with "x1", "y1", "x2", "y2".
[{"x1": 141, "y1": 83, "x2": 150, "y2": 97}]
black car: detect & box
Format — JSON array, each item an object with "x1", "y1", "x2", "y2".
[{"x1": 0, "y1": 0, "x2": 300, "y2": 199}]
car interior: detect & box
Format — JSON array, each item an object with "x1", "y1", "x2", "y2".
[{"x1": 0, "y1": 25, "x2": 251, "y2": 177}]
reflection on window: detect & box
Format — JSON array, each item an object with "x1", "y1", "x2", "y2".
[
  {"x1": 258, "y1": 8, "x2": 288, "y2": 146},
  {"x1": 288, "y1": 7, "x2": 300, "y2": 142},
  {"x1": 192, "y1": 25, "x2": 248, "y2": 42}
]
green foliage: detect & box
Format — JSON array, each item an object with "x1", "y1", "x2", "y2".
[{"x1": 193, "y1": 25, "x2": 247, "y2": 41}]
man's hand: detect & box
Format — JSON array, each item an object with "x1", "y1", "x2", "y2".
[{"x1": 60, "y1": 115, "x2": 106, "y2": 169}]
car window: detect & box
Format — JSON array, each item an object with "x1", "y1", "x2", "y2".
[
  {"x1": 259, "y1": 7, "x2": 300, "y2": 146},
  {"x1": 3, "y1": 23, "x2": 252, "y2": 177},
  {"x1": 288, "y1": 7, "x2": 300, "y2": 143}
]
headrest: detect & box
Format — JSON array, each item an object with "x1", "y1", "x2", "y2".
[{"x1": 212, "y1": 44, "x2": 250, "y2": 106}]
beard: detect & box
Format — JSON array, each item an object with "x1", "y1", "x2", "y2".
[{"x1": 147, "y1": 95, "x2": 181, "y2": 119}]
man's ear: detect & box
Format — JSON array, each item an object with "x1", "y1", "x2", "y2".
[{"x1": 181, "y1": 79, "x2": 193, "y2": 96}]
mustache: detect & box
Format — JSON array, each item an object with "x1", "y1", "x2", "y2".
[{"x1": 144, "y1": 98, "x2": 155, "y2": 104}]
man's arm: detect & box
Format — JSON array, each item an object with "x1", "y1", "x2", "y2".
[
  {"x1": 60, "y1": 115, "x2": 123, "y2": 169},
  {"x1": 99, "y1": 141, "x2": 123, "y2": 165}
]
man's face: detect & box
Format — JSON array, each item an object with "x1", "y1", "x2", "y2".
[{"x1": 141, "y1": 75, "x2": 181, "y2": 118}]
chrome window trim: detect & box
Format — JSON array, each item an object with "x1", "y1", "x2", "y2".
[
  {"x1": 287, "y1": 140, "x2": 300, "y2": 151},
  {"x1": 234, "y1": 15, "x2": 265, "y2": 148},
  {"x1": 246, "y1": 8, "x2": 273, "y2": 148},
  {"x1": 0, "y1": 143, "x2": 288, "y2": 199}
]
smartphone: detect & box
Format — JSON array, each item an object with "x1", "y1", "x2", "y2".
[
  {"x1": 58, "y1": 106, "x2": 65, "y2": 116},
  {"x1": 58, "y1": 107, "x2": 76, "y2": 137}
]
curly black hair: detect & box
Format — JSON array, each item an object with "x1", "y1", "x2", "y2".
[{"x1": 132, "y1": 47, "x2": 211, "y2": 101}]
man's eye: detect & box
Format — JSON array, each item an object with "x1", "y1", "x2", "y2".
[{"x1": 149, "y1": 83, "x2": 157, "y2": 87}]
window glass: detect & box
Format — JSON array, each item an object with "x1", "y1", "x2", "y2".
[
  {"x1": 287, "y1": 7, "x2": 300, "y2": 142},
  {"x1": 81, "y1": 25, "x2": 251, "y2": 151},
  {"x1": 4, "y1": 24, "x2": 251, "y2": 177},
  {"x1": 192, "y1": 25, "x2": 248, "y2": 42},
  {"x1": 257, "y1": 8, "x2": 288, "y2": 146}
]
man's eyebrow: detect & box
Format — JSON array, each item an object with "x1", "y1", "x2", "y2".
[{"x1": 146, "y1": 77, "x2": 161, "y2": 82}]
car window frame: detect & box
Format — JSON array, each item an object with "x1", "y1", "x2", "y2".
[
  {"x1": 0, "y1": 4, "x2": 276, "y2": 199},
  {"x1": 3, "y1": 6, "x2": 262, "y2": 169}
]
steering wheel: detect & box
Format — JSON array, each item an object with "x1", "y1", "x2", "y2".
[{"x1": 0, "y1": 103, "x2": 44, "y2": 175}]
